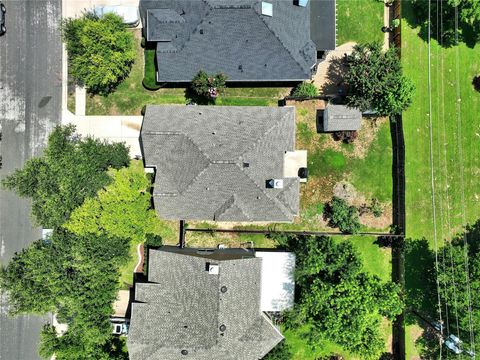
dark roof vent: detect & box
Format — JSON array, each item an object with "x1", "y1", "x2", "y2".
[
  {"x1": 199, "y1": 29, "x2": 204, "y2": 34},
  {"x1": 219, "y1": 324, "x2": 227, "y2": 332},
  {"x1": 243, "y1": 162, "x2": 249, "y2": 168},
  {"x1": 181, "y1": 350, "x2": 188, "y2": 355},
  {"x1": 238, "y1": 64, "x2": 243, "y2": 72},
  {"x1": 221, "y1": 286, "x2": 228, "y2": 293}
]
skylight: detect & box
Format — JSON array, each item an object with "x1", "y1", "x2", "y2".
[{"x1": 261, "y1": 2, "x2": 273, "y2": 17}]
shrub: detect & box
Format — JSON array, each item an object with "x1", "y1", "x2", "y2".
[
  {"x1": 61, "y1": 12, "x2": 136, "y2": 95},
  {"x1": 324, "y1": 197, "x2": 361, "y2": 234},
  {"x1": 292, "y1": 82, "x2": 319, "y2": 97},
  {"x1": 370, "y1": 198, "x2": 383, "y2": 217},
  {"x1": 332, "y1": 130, "x2": 358, "y2": 144},
  {"x1": 473, "y1": 75, "x2": 480, "y2": 92},
  {"x1": 191, "y1": 70, "x2": 227, "y2": 101}
]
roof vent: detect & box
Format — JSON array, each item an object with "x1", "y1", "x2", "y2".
[
  {"x1": 199, "y1": 29, "x2": 204, "y2": 34},
  {"x1": 220, "y1": 286, "x2": 228, "y2": 293},
  {"x1": 294, "y1": 0, "x2": 309, "y2": 7},
  {"x1": 238, "y1": 64, "x2": 243, "y2": 72},
  {"x1": 261, "y1": 2, "x2": 273, "y2": 16},
  {"x1": 181, "y1": 350, "x2": 188, "y2": 355},
  {"x1": 207, "y1": 263, "x2": 219, "y2": 275},
  {"x1": 266, "y1": 179, "x2": 284, "y2": 189},
  {"x1": 219, "y1": 324, "x2": 227, "y2": 332},
  {"x1": 243, "y1": 162, "x2": 249, "y2": 168}
]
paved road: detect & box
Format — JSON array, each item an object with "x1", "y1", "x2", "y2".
[{"x1": 0, "y1": 0, "x2": 62, "y2": 359}]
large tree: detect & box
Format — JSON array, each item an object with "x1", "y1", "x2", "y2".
[
  {"x1": 1, "y1": 125, "x2": 129, "y2": 228},
  {"x1": 64, "y1": 162, "x2": 161, "y2": 244},
  {"x1": 0, "y1": 229, "x2": 130, "y2": 359},
  {"x1": 277, "y1": 235, "x2": 404, "y2": 359},
  {"x1": 343, "y1": 42, "x2": 415, "y2": 116},
  {"x1": 62, "y1": 12, "x2": 136, "y2": 95},
  {"x1": 411, "y1": 0, "x2": 480, "y2": 46}
]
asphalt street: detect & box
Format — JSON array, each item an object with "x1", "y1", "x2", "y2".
[{"x1": 0, "y1": 0, "x2": 62, "y2": 359}]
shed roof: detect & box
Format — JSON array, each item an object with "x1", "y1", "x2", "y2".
[
  {"x1": 141, "y1": 105, "x2": 300, "y2": 222},
  {"x1": 127, "y1": 248, "x2": 284, "y2": 360},
  {"x1": 323, "y1": 103, "x2": 362, "y2": 131}
]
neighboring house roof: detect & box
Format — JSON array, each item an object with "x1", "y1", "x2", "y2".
[
  {"x1": 310, "y1": 0, "x2": 336, "y2": 50},
  {"x1": 127, "y1": 247, "x2": 284, "y2": 360},
  {"x1": 323, "y1": 103, "x2": 362, "y2": 131},
  {"x1": 141, "y1": 105, "x2": 300, "y2": 222},
  {"x1": 139, "y1": 0, "x2": 335, "y2": 82}
]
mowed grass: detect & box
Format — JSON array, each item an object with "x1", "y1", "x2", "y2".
[
  {"x1": 402, "y1": 1, "x2": 480, "y2": 357},
  {"x1": 86, "y1": 30, "x2": 289, "y2": 115},
  {"x1": 337, "y1": 0, "x2": 385, "y2": 45}
]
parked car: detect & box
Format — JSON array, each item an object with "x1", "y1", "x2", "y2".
[
  {"x1": 0, "y1": 2, "x2": 6, "y2": 36},
  {"x1": 93, "y1": 5, "x2": 139, "y2": 27}
]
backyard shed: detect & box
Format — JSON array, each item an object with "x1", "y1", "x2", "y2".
[{"x1": 323, "y1": 103, "x2": 362, "y2": 132}]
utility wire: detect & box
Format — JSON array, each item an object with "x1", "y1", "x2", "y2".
[{"x1": 426, "y1": 2, "x2": 444, "y2": 358}]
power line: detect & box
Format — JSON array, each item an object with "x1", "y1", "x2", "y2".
[{"x1": 426, "y1": 2, "x2": 444, "y2": 357}]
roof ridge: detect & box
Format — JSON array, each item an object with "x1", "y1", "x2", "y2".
[
  {"x1": 256, "y1": 7, "x2": 309, "y2": 77},
  {"x1": 238, "y1": 111, "x2": 284, "y2": 161}
]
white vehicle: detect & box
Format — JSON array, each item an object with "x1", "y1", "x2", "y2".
[
  {"x1": 445, "y1": 338, "x2": 463, "y2": 355},
  {"x1": 93, "y1": 5, "x2": 140, "y2": 27}
]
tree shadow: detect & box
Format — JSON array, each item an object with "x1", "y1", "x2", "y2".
[
  {"x1": 402, "y1": 0, "x2": 479, "y2": 49},
  {"x1": 320, "y1": 56, "x2": 347, "y2": 96},
  {"x1": 184, "y1": 87, "x2": 215, "y2": 105},
  {"x1": 404, "y1": 237, "x2": 437, "y2": 325}
]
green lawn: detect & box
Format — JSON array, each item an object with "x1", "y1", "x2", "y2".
[
  {"x1": 337, "y1": 0, "x2": 385, "y2": 45},
  {"x1": 402, "y1": 1, "x2": 480, "y2": 357},
  {"x1": 85, "y1": 30, "x2": 289, "y2": 115},
  {"x1": 118, "y1": 242, "x2": 138, "y2": 289}
]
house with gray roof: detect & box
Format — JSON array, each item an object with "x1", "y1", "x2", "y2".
[
  {"x1": 322, "y1": 103, "x2": 362, "y2": 132},
  {"x1": 139, "y1": 0, "x2": 336, "y2": 83},
  {"x1": 141, "y1": 105, "x2": 306, "y2": 222},
  {"x1": 127, "y1": 246, "x2": 294, "y2": 360}
]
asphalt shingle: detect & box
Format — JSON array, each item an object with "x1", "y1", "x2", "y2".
[
  {"x1": 127, "y1": 248, "x2": 284, "y2": 360},
  {"x1": 141, "y1": 105, "x2": 300, "y2": 222}
]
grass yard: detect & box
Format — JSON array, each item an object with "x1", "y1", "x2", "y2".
[
  {"x1": 287, "y1": 102, "x2": 393, "y2": 232},
  {"x1": 401, "y1": 1, "x2": 480, "y2": 357},
  {"x1": 118, "y1": 242, "x2": 138, "y2": 289},
  {"x1": 85, "y1": 30, "x2": 290, "y2": 115},
  {"x1": 337, "y1": 0, "x2": 385, "y2": 45}
]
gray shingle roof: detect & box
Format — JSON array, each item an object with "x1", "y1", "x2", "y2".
[
  {"x1": 127, "y1": 249, "x2": 284, "y2": 360},
  {"x1": 141, "y1": 105, "x2": 300, "y2": 222},
  {"x1": 139, "y1": 0, "x2": 331, "y2": 82},
  {"x1": 323, "y1": 103, "x2": 362, "y2": 131},
  {"x1": 310, "y1": 0, "x2": 336, "y2": 50}
]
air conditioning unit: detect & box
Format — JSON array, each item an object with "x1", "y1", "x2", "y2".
[{"x1": 208, "y1": 263, "x2": 219, "y2": 275}]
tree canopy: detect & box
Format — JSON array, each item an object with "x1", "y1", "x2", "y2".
[
  {"x1": 436, "y1": 221, "x2": 480, "y2": 355},
  {"x1": 0, "y1": 229, "x2": 128, "y2": 358},
  {"x1": 343, "y1": 42, "x2": 415, "y2": 116},
  {"x1": 277, "y1": 235, "x2": 404, "y2": 359},
  {"x1": 64, "y1": 162, "x2": 161, "y2": 244},
  {"x1": 62, "y1": 12, "x2": 136, "y2": 95},
  {"x1": 1, "y1": 125, "x2": 129, "y2": 228},
  {"x1": 410, "y1": 0, "x2": 480, "y2": 46}
]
